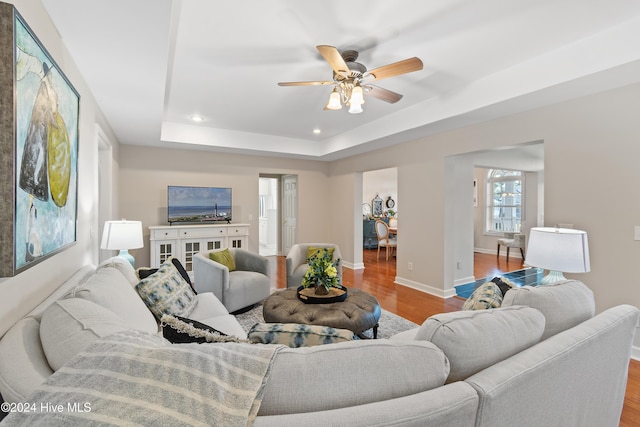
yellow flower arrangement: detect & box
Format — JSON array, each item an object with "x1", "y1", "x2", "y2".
[{"x1": 301, "y1": 248, "x2": 341, "y2": 294}]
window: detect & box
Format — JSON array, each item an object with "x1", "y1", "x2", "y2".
[{"x1": 486, "y1": 169, "x2": 523, "y2": 233}]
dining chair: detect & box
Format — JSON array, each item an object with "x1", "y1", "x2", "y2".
[
  {"x1": 496, "y1": 232, "x2": 525, "y2": 262},
  {"x1": 375, "y1": 220, "x2": 397, "y2": 261}
]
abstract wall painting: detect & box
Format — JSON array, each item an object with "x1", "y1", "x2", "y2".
[{"x1": 0, "y1": 3, "x2": 79, "y2": 276}]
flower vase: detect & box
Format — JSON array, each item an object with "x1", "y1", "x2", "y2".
[{"x1": 314, "y1": 283, "x2": 329, "y2": 295}]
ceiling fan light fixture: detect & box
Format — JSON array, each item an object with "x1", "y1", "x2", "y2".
[
  {"x1": 348, "y1": 102, "x2": 363, "y2": 114},
  {"x1": 325, "y1": 88, "x2": 342, "y2": 110},
  {"x1": 350, "y1": 85, "x2": 365, "y2": 105}
]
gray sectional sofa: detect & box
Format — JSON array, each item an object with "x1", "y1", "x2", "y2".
[{"x1": 0, "y1": 257, "x2": 636, "y2": 426}]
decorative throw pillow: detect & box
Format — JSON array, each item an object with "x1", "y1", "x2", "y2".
[
  {"x1": 462, "y1": 281, "x2": 504, "y2": 310},
  {"x1": 247, "y1": 323, "x2": 354, "y2": 347},
  {"x1": 136, "y1": 259, "x2": 197, "y2": 319},
  {"x1": 160, "y1": 314, "x2": 247, "y2": 344},
  {"x1": 209, "y1": 248, "x2": 236, "y2": 272},
  {"x1": 491, "y1": 276, "x2": 516, "y2": 297},
  {"x1": 306, "y1": 246, "x2": 335, "y2": 260},
  {"x1": 137, "y1": 257, "x2": 196, "y2": 294},
  {"x1": 415, "y1": 305, "x2": 545, "y2": 383}
]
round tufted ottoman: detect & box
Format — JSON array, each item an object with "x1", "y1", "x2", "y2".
[{"x1": 263, "y1": 287, "x2": 382, "y2": 338}]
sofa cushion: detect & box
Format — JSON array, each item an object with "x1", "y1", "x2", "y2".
[
  {"x1": 462, "y1": 281, "x2": 503, "y2": 310},
  {"x1": 39, "y1": 299, "x2": 129, "y2": 370},
  {"x1": 416, "y1": 305, "x2": 545, "y2": 383},
  {"x1": 209, "y1": 248, "x2": 236, "y2": 272},
  {"x1": 96, "y1": 256, "x2": 139, "y2": 286},
  {"x1": 136, "y1": 259, "x2": 198, "y2": 319},
  {"x1": 247, "y1": 323, "x2": 354, "y2": 347},
  {"x1": 72, "y1": 266, "x2": 158, "y2": 334},
  {"x1": 258, "y1": 339, "x2": 449, "y2": 416},
  {"x1": 0, "y1": 317, "x2": 53, "y2": 403},
  {"x1": 501, "y1": 280, "x2": 595, "y2": 340}
]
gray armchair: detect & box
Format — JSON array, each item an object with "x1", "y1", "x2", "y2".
[
  {"x1": 193, "y1": 248, "x2": 271, "y2": 313},
  {"x1": 285, "y1": 243, "x2": 342, "y2": 289}
]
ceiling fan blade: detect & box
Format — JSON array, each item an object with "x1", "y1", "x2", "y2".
[
  {"x1": 278, "y1": 81, "x2": 334, "y2": 86},
  {"x1": 366, "y1": 57, "x2": 423, "y2": 81},
  {"x1": 317, "y1": 45, "x2": 350, "y2": 75},
  {"x1": 366, "y1": 85, "x2": 403, "y2": 103}
]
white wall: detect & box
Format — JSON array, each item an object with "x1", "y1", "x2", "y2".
[
  {"x1": 117, "y1": 145, "x2": 333, "y2": 268},
  {"x1": 0, "y1": 0, "x2": 120, "y2": 337},
  {"x1": 330, "y1": 82, "x2": 640, "y2": 320}
]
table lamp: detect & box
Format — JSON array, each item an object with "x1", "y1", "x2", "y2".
[
  {"x1": 525, "y1": 227, "x2": 590, "y2": 285},
  {"x1": 101, "y1": 220, "x2": 143, "y2": 268}
]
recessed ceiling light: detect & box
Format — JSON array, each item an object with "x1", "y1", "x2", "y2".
[
  {"x1": 313, "y1": 128, "x2": 321, "y2": 134},
  {"x1": 190, "y1": 115, "x2": 204, "y2": 122}
]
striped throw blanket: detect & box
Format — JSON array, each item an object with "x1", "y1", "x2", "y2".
[{"x1": 3, "y1": 330, "x2": 282, "y2": 426}]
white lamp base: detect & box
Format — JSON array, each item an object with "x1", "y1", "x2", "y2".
[
  {"x1": 540, "y1": 270, "x2": 566, "y2": 285},
  {"x1": 117, "y1": 250, "x2": 135, "y2": 268}
]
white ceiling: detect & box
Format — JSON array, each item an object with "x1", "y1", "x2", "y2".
[{"x1": 41, "y1": 0, "x2": 640, "y2": 161}]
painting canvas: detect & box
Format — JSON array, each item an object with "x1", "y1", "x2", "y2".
[{"x1": 0, "y1": 5, "x2": 79, "y2": 276}]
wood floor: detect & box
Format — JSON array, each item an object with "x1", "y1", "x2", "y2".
[{"x1": 267, "y1": 250, "x2": 639, "y2": 426}]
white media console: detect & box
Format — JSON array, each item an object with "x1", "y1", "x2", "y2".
[{"x1": 149, "y1": 223, "x2": 249, "y2": 279}]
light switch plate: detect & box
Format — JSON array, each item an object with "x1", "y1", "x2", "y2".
[{"x1": 635, "y1": 226, "x2": 640, "y2": 241}]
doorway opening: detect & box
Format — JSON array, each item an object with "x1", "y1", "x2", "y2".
[
  {"x1": 362, "y1": 167, "x2": 398, "y2": 267},
  {"x1": 259, "y1": 176, "x2": 279, "y2": 256}
]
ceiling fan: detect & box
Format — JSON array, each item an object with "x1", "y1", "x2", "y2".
[{"x1": 278, "y1": 45, "x2": 423, "y2": 114}]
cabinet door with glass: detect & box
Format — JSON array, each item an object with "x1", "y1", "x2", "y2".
[{"x1": 228, "y1": 226, "x2": 249, "y2": 249}]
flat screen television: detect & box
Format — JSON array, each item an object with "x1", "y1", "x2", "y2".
[{"x1": 168, "y1": 186, "x2": 232, "y2": 224}]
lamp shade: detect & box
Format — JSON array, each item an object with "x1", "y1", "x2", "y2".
[
  {"x1": 525, "y1": 227, "x2": 590, "y2": 273},
  {"x1": 101, "y1": 220, "x2": 143, "y2": 250},
  {"x1": 325, "y1": 88, "x2": 342, "y2": 110}
]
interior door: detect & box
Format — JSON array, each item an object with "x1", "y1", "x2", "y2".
[{"x1": 282, "y1": 175, "x2": 298, "y2": 255}]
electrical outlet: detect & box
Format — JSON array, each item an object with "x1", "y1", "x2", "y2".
[
  {"x1": 408, "y1": 262, "x2": 413, "y2": 271},
  {"x1": 635, "y1": 226, "x2": 640, "y2": 241},
  {"x1": 457, "y1": 261, "x2": 462, "y2": 270},
  {"x1": 248, "y1": 214, "x2": 253, "y2": 221}
]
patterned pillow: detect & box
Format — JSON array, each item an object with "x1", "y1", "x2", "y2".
[
  {"x1": 306, "y1": 246, "x2": 335, "y2": 260},
  {"x1": 160, "y1": 314, "x2": 247, "y2": 344},
  {"x1": 248, "y1": 323, "x2": 354, "y2": 347},
  {"x1": 137, "y1": 258, "x2": 197, "y2": 294},
  {"x1": 136, "y1": 259, "x2": 197, "y2": 319},
  {"x1": 462, "y1": 281, "x2": 503, "y2": 310},
  {"x1": 209, "y1": 248, "x2": 236, "y2": 272}
]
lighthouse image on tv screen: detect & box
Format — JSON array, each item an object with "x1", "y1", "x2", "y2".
[{"x1": 168, "y1": 186, "x2": 232, "y2": 224}]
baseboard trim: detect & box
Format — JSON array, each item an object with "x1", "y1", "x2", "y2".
[
  {"x1": 343, "y1": 261, "x2": 364, "y2": 270},
  {"x1": 394, "y1": 276, "x2": 457, "y2": 299},
  {"x1": 632, "y1": 345, "x2": 640, "y2": 361},
  {"x1": 454, "y1": 275, "x2": 476, "y2": 286},
  {"x1": 474, "y1": 247, "x2": 523, "y2": 259}
]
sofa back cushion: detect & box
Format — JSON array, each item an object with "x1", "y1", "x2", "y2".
[
  {"x1": 416, "y1": 306, "x2": 545, "y2": 383},
  {"x1": 71, "y1": 267, "x2": 158, "y2": 334},
  {"x1": 96, "y1": 256, "x2": 139, "y2": 286},
  {"x1": 40, "y1": 298, "x2": 129, "y2": 370},
  {"x1": 501, "y1": 280, "x2": 595, "y2": 340},
  {"x1": 258, "y1": 340, "x2": 449, "y2": 416}
]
